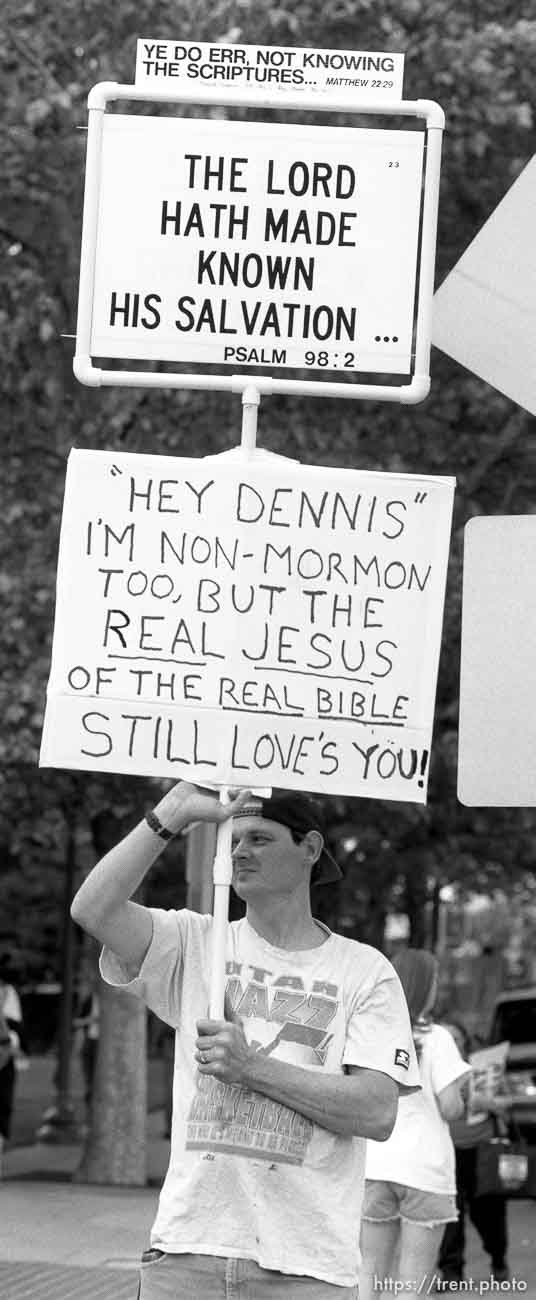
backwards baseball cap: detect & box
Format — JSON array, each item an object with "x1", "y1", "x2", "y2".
[{"x1": 232, "y1": 790, "x2": 342, "y2": 887}]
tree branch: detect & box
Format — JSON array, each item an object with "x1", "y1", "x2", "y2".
[
  {"x1": 5, "y1": 26, "x2": 65, "y2": 95},
  {"x1": 463, "y1": 411, "x2": 528, "y2": 496}
]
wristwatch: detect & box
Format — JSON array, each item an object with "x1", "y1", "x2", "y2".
[{"x1": 145, "y1": 810, "x2": 175, "y2": 841}]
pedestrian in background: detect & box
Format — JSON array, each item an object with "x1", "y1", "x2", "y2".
[
  {"x1": 360, "y1": 948, "x2": 471, "y2": 1299},
  {"x1": 437, "y1": 1021, "x2": 510, "y2": 1284},
  {"x1": 0, "y1": 957, "x2": 27, "y2": 1176},
  {"x1": 74, "y1": 985, "x2": 100, "y2": 1110}
]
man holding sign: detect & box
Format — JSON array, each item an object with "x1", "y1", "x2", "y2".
[{"x1": 71, "y1": 780, "x2": 419, "y2": 1296}]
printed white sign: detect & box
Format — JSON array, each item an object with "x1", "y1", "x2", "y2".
[
  {"x1": 40, "y1": 451, "x2": 454, "y2": 801},
  {"x1": 135, "y1": 40, "x2": 405, "y2": 102},
  {"x1": 90, "y1": 115, "x2": 424, "y2": 374}
]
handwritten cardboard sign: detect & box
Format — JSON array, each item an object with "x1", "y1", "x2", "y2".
[
  {"x1": 467, "y1": 1041, "x2": 510, "y2": 1124},
  {"x1": 40, "y1": 451, "x2": 455, "y2": 800},
  {"x1": 135, "y1": 40, "x2": 405, "y2": 103},
  {"x1": 90, "y1": 115, "x2": 424, "y2": 375}
]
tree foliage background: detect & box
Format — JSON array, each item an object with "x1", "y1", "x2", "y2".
[{"x1": 2, "y1": 0, "x2": 536, "y2": 981}]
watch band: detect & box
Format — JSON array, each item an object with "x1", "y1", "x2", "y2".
[{"x1": 145, "y1": 810, "x2": 175, "y2": 841}]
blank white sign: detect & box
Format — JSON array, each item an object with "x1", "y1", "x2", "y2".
[
  {"x1": 433, "y1": 156, "x2": 536, "y2": 416},
  {"x1": 458, "y1": 516, "x2": 536, "y2": 806}
]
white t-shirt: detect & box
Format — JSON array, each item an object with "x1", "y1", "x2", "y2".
[
  {"x1": 101, "y1": 910, "x2": 420, "y2": 1288},
  {"x1": 365, "y1": 1022, "x2": 470, "y2": 1195},
  {"x1": 1, "y1": 984, "x2": 22, "y2": 1022}
]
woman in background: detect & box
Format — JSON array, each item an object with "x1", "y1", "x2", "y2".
[
  {"x1": 0, "y1": 958, "x2": 27, "y2": 1176},
  {"x1": 437, "y1": 1020, "x2": 510, "y2": 1284},
  {"x1": 359, "y1": 949, "x2": 470, "y2": 1299}
]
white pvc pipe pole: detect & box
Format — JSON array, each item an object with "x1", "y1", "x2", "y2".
[
  {"x1": 208, "y1": 781, "x2": 271, "y2": 1017},
  {"x1": 209, "y1": 787, "x2": 233, "y2": 1019},
  {"x1": 413, "y1": 124, "x2": 444, "y2": 381},
  {"x1": 73, "y1": 103, "x2": 105, "y2": 379},
  {"x1": 241, "y1": 385, "x2": 260, "y2": 453},
  {"x1": 208, "y1": 388, "x2": 268, "y2": 1017}
]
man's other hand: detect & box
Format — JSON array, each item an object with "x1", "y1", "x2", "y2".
[{"x1": 195, "y1": 1017, "x2": 253, "y2": 1084}]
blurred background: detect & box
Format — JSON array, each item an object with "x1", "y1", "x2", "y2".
[{"x1": 1, "y1": 0, "x2": 536, "y2": 1185}]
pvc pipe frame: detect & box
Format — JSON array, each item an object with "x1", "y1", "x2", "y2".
[
  {"x1": 73, "y1": 80, "x2": 444, "y2": 1011},
  {"x1": 206, "y1": 385, "x2": 267, "y2": 1015},
  {"x1": 73, "y1": 82, "x2": 444, "y2": 406},
  {"x1": 209, "y1": 788, "x2": 233, "y2": 1019}
]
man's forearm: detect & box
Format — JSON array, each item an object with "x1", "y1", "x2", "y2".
[
  {"x1": 71, "y1": 783, "x2": 245, "y2": 964},
  {"x1": 70, "y1": 784, "x2": 203, "y2": 928},
  {"x1": 71, "y1": 781, "x2": 251, "y2": 933},
  {"x1": 242, "y1": 1053, "x2": 396, "y2": 1140},
  {"x1": 71, "y1": 819, "x2": 170, "y2": 927}
]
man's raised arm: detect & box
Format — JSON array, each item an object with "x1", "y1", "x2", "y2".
[{"x1": 70, "y1": 782, "x2": 249, "y2": 970}]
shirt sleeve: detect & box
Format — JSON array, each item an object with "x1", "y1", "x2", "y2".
[
  {"x1": 3, "y1": 986, "x2": 22, "y2": 1022},
  {"x1": 342, "y1": 949, "x2": 421, "y2": 1091},
  {"x1": 429, "y1": 1023, "x2": 472, "y2": 1096},
  {"x1": 99, "y1": 907, "x2": 206, "y2": 1028}
]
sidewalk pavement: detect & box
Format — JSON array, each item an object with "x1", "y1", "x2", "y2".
[
  {"x1": 0, "y1": 1108, "x2": 167, "y2": 1299},
  {"x1": 1, "y1": 1110, "x2": 535, "y2": 1299}
]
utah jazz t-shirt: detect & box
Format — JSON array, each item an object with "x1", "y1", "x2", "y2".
[{"x1": 101, "y1": 911, "x2": 419, "y2": 1287}]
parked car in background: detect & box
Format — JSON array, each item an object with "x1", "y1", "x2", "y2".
[{"x1": 489, "y1": 986, "x2": 536, "y2": 1141}]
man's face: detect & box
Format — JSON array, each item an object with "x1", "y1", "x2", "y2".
[{"x1": 231, "y1": 815, "x2": 315, "y2": 901}]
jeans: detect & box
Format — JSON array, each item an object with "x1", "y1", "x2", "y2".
[
  {"x1": 137, "y1": 1251, "x2": 359, "y2": 1298},
  {"x1": 438, "y1": 1146, "x2": 508, "y2": 1277}
]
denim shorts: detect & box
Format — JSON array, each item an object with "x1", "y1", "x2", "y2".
[
  {"x1": 137, "y1": 1250, "x2": 359, "y2": 1298},
  {"x1": 362, "y1": 1179, "x2": 457, "y2": 1227}
]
